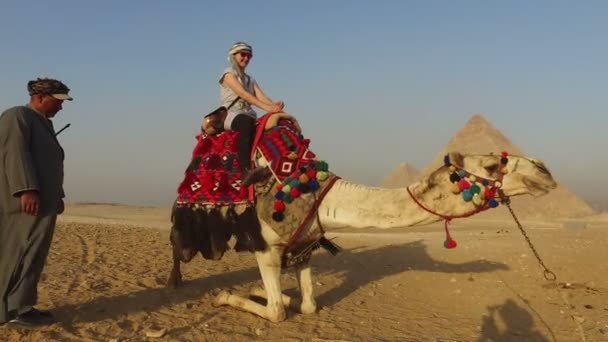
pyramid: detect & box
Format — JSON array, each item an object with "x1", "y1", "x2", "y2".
[
  {"x1": 382, "y1": 163, "x2": 419, "y2": 188},
  {"x1": 416, "y1": 114, "x2": 595, "y2": 219}
]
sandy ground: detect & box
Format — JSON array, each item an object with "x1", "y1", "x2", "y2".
[{"x1": 2, "y1": 204, "x2": 608, "y2": 342}]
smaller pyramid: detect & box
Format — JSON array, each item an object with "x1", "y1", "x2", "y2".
[{"x1": 382, "y1": 162, "x2": 419, "y2": 188}]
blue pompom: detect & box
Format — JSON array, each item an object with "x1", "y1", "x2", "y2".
[
  {"x1": 289, "y1": 180, "x2": 300, "y2": 188},
  {"x1": 458, "y1": 170, "x2": 466, "y2": 178},
  {"x1": 275, "y1": 191, "x2": 285, "y2": 200},
  {"x1": 481, "y1": 179, "x2": 489, "y2": 186},
  {"x1": 488, "y1": 198, "x2": 499, "y2": 208},
  {"x1": 309, "y1": 179, "x2": 320, "y2": 191},
  {"x1": 462, "y1": 189, "x2": 473, "y2": 201}
]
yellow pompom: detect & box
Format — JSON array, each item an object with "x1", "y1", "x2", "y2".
[
  {"x1": 469, "y1": 175, "x2": 476, "y2": 182},
  {"x1": 282, "y1": 185, "x2": 291, "y2": 193},
  {"x1": 316, "y1": 171, "x2": 329, "y2": 181},
  {"x1": 449, "y1": 165, "x2": 456, "y2": 172},
  {"x1": 472, "y1": 193, "x2": 482, "y2": 206},
  {"x1": 299, "y1": 174, "x2": 309, "y2": 183}
]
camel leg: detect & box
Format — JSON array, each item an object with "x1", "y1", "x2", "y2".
[
  {"x1": 214, "y1": 248, "x2": 287, "y2": 322},
  {"x1": 249, "y1": 287, "x2": 293, "y2": 308},
  {"x1": 295, "y1": 262, "x2": 317, "y2": 314},
  {"x1": 167, "y1": 241, "x2": 184, "y2": 288}
]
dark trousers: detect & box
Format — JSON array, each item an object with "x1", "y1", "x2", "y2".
[
  {"x1": 0, "y1": 214, "x2": 57, "y2": 322},
  {"x1": 230, "y1": 114, "x2": 256, "y2": 172}
]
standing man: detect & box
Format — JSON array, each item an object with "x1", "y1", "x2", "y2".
[{"x1": 0, "y1": 77, "x2": 73, "y2": 327}]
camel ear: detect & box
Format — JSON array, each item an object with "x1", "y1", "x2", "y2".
[{"x1": 447, "y1": 152, "x2": 464, "y2": 168}]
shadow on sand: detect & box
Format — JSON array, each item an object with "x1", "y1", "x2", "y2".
[
  {"x1": 53, "y1": 240, "x2": 509, "y2": 324},
  {"x1": 477, "y1": 299, "x2": 551, "y2": 342}
]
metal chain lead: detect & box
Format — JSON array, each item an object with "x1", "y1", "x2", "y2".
[{"x1": 502, "y1": 196, "x2": 557, "y2": 281}]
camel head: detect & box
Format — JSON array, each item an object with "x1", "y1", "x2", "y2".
[{"x1": 444, "y1": 152, "x2": 557, "y2": 198}]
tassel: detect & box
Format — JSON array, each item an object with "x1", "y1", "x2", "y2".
[{"x1": 443, "y1": 220, "x2": 457, "y2": 249}]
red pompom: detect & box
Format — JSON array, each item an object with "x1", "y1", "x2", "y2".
[
  {"x1": 501, "y1": 151, "x2": 509, "y2": 157},
  {"x1": 273, "y1": 200, "x2": 285, "y2": 212},
  {"x1": 276, "y1": 184, "x2": 283, "y2": 191},
  {"x1": 444, "y1": 239, "x2": 457, "y2": 249},
  {"x1": 306, "y1": 169, "x2": 317, "y2": 180},
  {"x1": 290, "y1": 187, "x2": 301, "y2": 198}
]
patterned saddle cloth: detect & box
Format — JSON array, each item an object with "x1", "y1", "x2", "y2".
[{"x1": 175, "y1": 113, "x2": 325, "y2": 207}]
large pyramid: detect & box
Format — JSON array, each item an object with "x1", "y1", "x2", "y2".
[
  {"x1": 382, "y1": 163, "x2": 419, "y2": 188},
  {"x1": 415, "y1": 114, "x2": 595, "y2": 219}
]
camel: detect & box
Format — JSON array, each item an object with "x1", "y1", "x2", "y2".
[{"x1": 169, "y1": 141, "x2": 557, "y2": 322}]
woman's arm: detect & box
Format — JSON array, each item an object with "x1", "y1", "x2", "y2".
[
  {"x1": 222, "y1": 73, "x2": 278, "y2": 112},
  {"x1": 255, "y1": 82, "x2": 284, "y2": 110}
]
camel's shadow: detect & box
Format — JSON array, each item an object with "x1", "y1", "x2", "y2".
[
  {"x1": 53, "y1": 239, "x2": 508, "y2": 324},
  {"x1": 314, "y1": 239, "x2": 509, "y2": 307}
]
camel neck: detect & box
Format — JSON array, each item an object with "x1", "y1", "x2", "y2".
[{"x1": 317, "y1": 180, "x2": 440, "y2": 230}]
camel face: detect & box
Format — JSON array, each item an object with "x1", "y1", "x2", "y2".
[
  {"x1": 455, "y1": 153, "x2": 557, "y2": 197},
  {"x1": 500, "y1": 155, "x2": 557, "y2": 197}
]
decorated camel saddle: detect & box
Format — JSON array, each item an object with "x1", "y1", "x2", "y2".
[{"x1": 172, "y1": 112, "x2": 340, "y2": 265}]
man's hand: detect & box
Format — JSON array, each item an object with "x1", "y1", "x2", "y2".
[
  {"x1": 20, "y1": 191, "x2": 39, "y2": 216},
  {"x1": 57, "y1": 199, "x2": 65, "y2": 215}
]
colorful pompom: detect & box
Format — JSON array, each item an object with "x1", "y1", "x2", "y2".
[
  {"x1": 289, "y1": 179, "x2": 300, "y2": 188},
  {"x1": 462, "y1": 189, "x2": 473, "y2": 201},
  {"x1": 299, "y1": 174, "x2": 309, "y2": 184},
  {"x1": 458, "y1": 170, "x2": 466, "y2": 178},
  {"x1": 306, "y1": 169, "x2": 317, "y2": 179},
  {"x1": 481, "y1": 179, "x2": 489, "y2": 186},
  {"x1": 450, "y1": 183, "x2": 461, "y2": 194},
  {"x1": 274, "y1": 191, "x2": 285, "y2": 200},
  {"x1": 472, "y1": 193, "x2": 482, "y2": 206},
  {"x1": 470, "y1": 184, "x2": 481, "y2": 194},
  {"x1": 309, "y1": 179, "x2": 320, "y2": 191},
  {"x1": 276, "y1": 184, "x2": 283, "y2": 191},
  {"x1": 316, "y1": 161, "x2": 329, "y2": 172},
  {"x1": 273, "y1": 200, "x2": 285, "y2": 212},
  {"x1": 282, "y1": 185, "x2": 291, "y2": 194},
  {"x1": 469, "y1": 175, "x2": 476, "y2": 182},
  {"x1": 488, "y1": 198, "x2": 499, "y2": 208},
  {"x1": 298, "y1": 183, "x2": 309, "y2": 193},
  {"x1": 272, "y1": 212, "x2": 285, "y2": 222},
  {"x1": 449, "y1": 173, "x2": 460, "y2": 183},
  {"x1": 458, "y1": 179, "x2": 471, "y2": 191},
  {"x1": 444, "y1": 238, "x2": 457, "y2": 249},
  {"x1": 290, "y1": 187, "x2": 301, "y2": 198},
  {"x1": 317, "y1": 171, "x2": 329, "y2": 182},
  {"x1": 283, "y1": 194, "x2": 293, "y2": 203}
]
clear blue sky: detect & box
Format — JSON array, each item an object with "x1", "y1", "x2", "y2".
[{"x1": 1, "y1": 1, "x2": 606, "y2": 206}]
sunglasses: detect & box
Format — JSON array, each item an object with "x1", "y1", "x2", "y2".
[{"x1": 238, "y1": 52, "x2": 252, "y2": 59}]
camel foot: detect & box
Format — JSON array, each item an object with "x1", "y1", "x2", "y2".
[
  {"x1": 213, "y1": 290, "x2": 231, "y2": 307},
  {"x1": 300, "y1": 300, "x2": 317, "y2": 315},
  {"x1": 167, "y1": 272, "x2": 183, "y2": 288}
]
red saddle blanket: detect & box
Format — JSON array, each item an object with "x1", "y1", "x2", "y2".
[{"x1": 175, "y1": 114, "x2": 320, "y2": 207}]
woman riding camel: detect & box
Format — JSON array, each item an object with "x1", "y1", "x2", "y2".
[{"x1": 220, "y1": 41, "x2": 284, "y2": 186}]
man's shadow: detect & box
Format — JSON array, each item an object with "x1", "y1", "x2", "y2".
[
  {"x1": 53, "y1": 240, "x2": 508, "y2": 324},
  {"x1": 477, "y1": 299, "x2": 551, "y2": 342}
]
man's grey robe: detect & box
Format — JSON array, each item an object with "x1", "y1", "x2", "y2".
[{"x1": 0, "y1": 105, "x2": 65, "y2": 322}]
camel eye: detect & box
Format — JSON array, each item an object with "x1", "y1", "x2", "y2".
[{"x1": 484, "y1": 164, "x2": 499, "y2": 174}]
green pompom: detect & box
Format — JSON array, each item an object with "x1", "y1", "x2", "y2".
[{"x1": 316, "y1": 161, "x2": 329, "y2": 172}]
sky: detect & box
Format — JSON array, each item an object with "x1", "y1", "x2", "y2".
[{"x1": 0, "y1": 1, "x2": 606, "y2": 207}]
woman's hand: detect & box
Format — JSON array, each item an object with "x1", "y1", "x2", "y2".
[{"x1": 265, "y1": 103, "x2": 283, "y2": 113}]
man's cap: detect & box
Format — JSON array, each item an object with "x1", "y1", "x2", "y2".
[{"x1": 27, "y1": 78, "x2": 73, "y2": 101}]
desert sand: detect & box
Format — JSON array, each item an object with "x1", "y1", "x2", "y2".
[{"x1": 1, "y1": 203, "x2": 607, "y2": 342}]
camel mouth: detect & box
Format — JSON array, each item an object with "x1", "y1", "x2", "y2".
[{"x1": 525, "y1": 178, "x2": 556, "y2": 197}]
